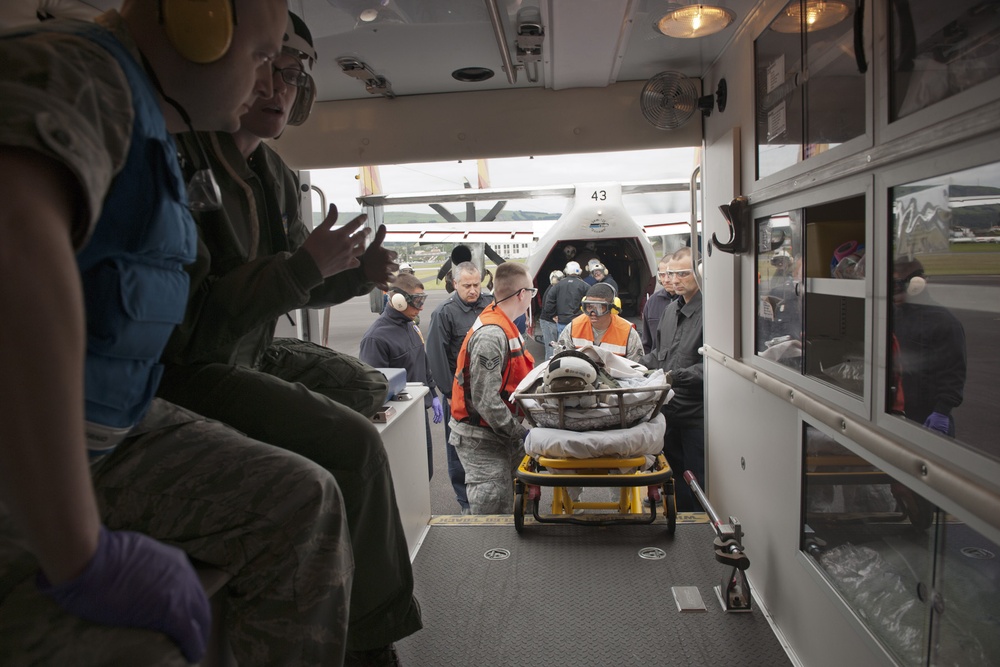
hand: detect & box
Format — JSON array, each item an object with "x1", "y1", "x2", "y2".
[
  {"x1": 300, "y1": 204, "x2": 370, "y2": 279},
  {"x1": 431, "y1": 396, "x2": 444, "y2": 424},
  {"x1": 38, "y1": 526, "x2": 211, "y2": 664},
  {"x1": 359, "y1": 224, "x2": 398, "y2": 290},
  {"x1": 923, "y1": 411, "x2": 951, "y2": 435}
]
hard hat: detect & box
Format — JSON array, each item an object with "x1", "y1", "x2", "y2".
[
  {"x1": 591, "y1": 262, "x2": 606, "y2": 274},
  {"x1": 586, "y1": 258, "x2": 602, "y2": 270},
  {"x1": 543, "y1": 350, "x2": 599, "y2": 393},
  {"x1": 284, "y1": 12, "x2": 317, "y2": 69},
  {"x1": 398, "y1": 262, "x2": 414, "y2": 274},
  {"x1": 549, "y1": 270, "x2": 564, "y2": 284},
  {"x1": 564, "y1": 261, "x2": 582, "y2": 275}
]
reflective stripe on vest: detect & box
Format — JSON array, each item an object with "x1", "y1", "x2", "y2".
[
  {"x1": 570, "y1": 314, "x2": 633, "y2": 357},
  {"x1": 451, "y1": 304, "x2": 534, "y2": 427}
]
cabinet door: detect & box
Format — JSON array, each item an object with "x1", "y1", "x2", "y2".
[{"x1": 755, "y1": 0, "x2": 868, "y2": 181}]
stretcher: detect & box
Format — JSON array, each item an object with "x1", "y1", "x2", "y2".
[{"x1": 511, "y1": 379, "x2": 676, "y2": 534}]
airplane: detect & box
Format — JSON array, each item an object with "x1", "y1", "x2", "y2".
[{"x1": 356, "y1": 169, "x2": 700, "y2": 319}]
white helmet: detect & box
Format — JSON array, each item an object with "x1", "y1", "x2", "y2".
[
  {"x1": 548, "y1": 270, "x2": 564, "y2": 284},
  {"x1": 543, "y1": 350, "x2": 599, "y2": 393},
  {"x1": 398, "y1": 262, "x2": 414, "y2": 274},
  {"x1": 564, "y1": 261, "x2": 582, "y2": 276}
]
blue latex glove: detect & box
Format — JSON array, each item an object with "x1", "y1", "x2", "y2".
[
  {"x1": 923, "y1": 411, "x2": 951, "y2": 435},
  {"x1": 431, "y1": 396, "x2": 444, "y2": 423},
  {"x1": 38, "y1": 526, "x2": 211, "y2": 663}
]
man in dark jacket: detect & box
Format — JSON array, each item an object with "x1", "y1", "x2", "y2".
[
  {"x1": 640, "y1": 247, "x2": 704, "y2": 511},
  {"x1": 160, "y1": 13, "x2": 421, "y2": 665},
  {"x1": 544, "y1": 260, "x2": 589, "y2": 344},
  {"x1": 891, "y1": 258, "x2": 966, "y2": 436},
  {"x1": 426, "y1": 262, "x2": 492, "y2": 512},
  {"x1": 360, "y1": 273, "x2": 444, "y2": 480},
  {"x1": 641, "y1": 254, "x2": 678, "y2": 354}
]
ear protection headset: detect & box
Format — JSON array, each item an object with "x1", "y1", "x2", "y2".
[
  {"x1": 389, "y1": 289, "x2": 410, "y2": 311},
  {"x1": 160, "y1": 0, "x2": 237, "y2": 64},
  {"x1": 389, "y1": 288, "x2": 427, "y2": 312},
  {"x1": 899, "y1": 271, "x2": 926, "y2": 296}
]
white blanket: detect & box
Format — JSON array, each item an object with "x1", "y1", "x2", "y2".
[{"x1": 525, "y1": 413, "x2": 666, "y2": 469}]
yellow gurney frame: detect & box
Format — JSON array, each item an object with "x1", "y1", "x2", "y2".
[{"x1": 513, "y1": 452, "x2": 676, "y2": 534}]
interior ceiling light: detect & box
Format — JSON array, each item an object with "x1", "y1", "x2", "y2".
[
  {"x1": 770, "y1": 0, "x2": 850, "y2": 33},
  {"x1": 657, "y1": 4, "x2": 735, "y2": 39}
]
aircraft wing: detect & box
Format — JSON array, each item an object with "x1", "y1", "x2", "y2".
[
  {"x1": 381, "y1": 221, "x2": 537, "y2": 244},
  {"x1": 634, "y1": 212, "x2": 699, "y2": 237}
]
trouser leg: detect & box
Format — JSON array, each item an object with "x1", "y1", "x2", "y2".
[
  {"x1": 540, "y1": 320, "x2": 558, "y2": 360},
  {"x1": 442, "y1": 398, "x2": 469, "y2": 511},
  {"x1": 424, "y1": 407, "x2": 434, "y2": 480},
  {"x1": 261, "y1": 338, "x2": 388, "y2": 419},
  {"x1": 663, "y1": 422, "x2": 705, "y2": 512},
  {"x1": 0, "y1": 399, "x2": 352, "y2": 666},
  {"x1": 450, "y1": 429, "x2": 521, "y2": 515},
  {"x1": 158, "y1": 365, "x2": 421, "y2": 651}
]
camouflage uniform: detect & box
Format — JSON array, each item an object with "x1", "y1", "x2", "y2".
[
  {"x1": 449, "y1": 325, "x2": 529, "y2": 514},
  {"x1": 161, "y1": 126, "x2": 421, "y2": 650},
  {"x1": 0, "y1": 13, "x2": 355, "y2": 664},
  {"x1": 0, "y1": 400, "x2": 353, "y2": 666}
]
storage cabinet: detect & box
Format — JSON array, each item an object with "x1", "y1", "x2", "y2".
[
  {"x1": 754, "y1": 0, "x2": 867, "y2": 181},
  {"x1": 755, "y1": 193, "x2": 867, "y2": 400}
]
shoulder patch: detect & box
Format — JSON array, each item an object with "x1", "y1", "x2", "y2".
[{"x1": 478, "y1": 354, "x2": 502, "y2": 371}]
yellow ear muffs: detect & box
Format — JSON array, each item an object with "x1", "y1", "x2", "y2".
[
  {"x1": 161, "y1": 0, "x2": 236, "y2": 64},
  {"x1": 390, "y1": 290, "x2": 409, "y2": 312}
]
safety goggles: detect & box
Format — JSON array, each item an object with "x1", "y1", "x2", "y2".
[
  {"x1": 519, "y1": 287, "x2": 539, "y2": 297},
  {"x1": 407, "y1": 293, "x2": 429, "y2": 308},
  {"x1": 581, "y1": 299, "x2": 611, "y2": 316},
  {"x1": 663, "y1": 269, "x2": 693, "y2": 279}
]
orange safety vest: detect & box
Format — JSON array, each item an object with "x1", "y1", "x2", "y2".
[
  {"x1": 451, "y1": 304, "x2": 534, "y2": 427},
  {"x1": 569, "y1": 313, "x2": 633, "y2": 357}
]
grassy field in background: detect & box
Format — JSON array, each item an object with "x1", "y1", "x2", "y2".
[{"x1": 403, "y1": 259, "x2": 525, "y2": 291}]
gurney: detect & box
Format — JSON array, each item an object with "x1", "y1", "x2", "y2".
[{"x1": 511, "y1": 346, "x2": 677, "y2": 534}]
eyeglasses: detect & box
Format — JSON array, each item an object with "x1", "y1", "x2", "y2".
[
  {"x1": 663, "y1": 270, "x2": 693, "y2": 279},
  {"x1": 519, "y1": 287, "x2": 539, "y2": 297},
  {"x1": 273, "y1": 66, "x2": 308, "y2": 88},
  {"x1": 581, "y1": 299, "x2": 611, "y2": 316}
]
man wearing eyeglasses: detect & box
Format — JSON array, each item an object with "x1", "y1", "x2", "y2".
[
  {"x1": 158, "y1": 11, "x2": 422, "y2": 666},
  {"x1": 557, "y1": 283, "x2": 643, "y2": 362},
  {"x1": 641, "y1": 254, "x2": 679, "y2": 354},
  {"x1": 426, "y1": 262, "x2": 493, "y2": 513},
  {"x1": 640, "y1": 247, "x2": 705, "y2": 512},
  {"x1": 449, "y1": 263, "x2": 536, "y2": 515}
]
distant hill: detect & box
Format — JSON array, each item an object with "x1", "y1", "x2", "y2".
[{"x1": 313, "y1": 209, "x2": 559, "y2": 226}]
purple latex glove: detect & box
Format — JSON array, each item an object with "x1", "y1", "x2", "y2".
[
  {"x1": 431, "y1": 396, "x2": 444, "y2": 424},
  {"x1": 923, "y1": 411, "x2": 951, "y2": 435},
  {"x1": 38, "y1": 526, "x2": 211, "y2": 663}
]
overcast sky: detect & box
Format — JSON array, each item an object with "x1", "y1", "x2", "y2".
[{"x1": 305, "y1": 146, "x2": 699, "y2": 218}]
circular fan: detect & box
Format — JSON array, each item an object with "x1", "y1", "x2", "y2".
[{"x1": 640, "y1": 71, "x2": 700, "y2": 130}]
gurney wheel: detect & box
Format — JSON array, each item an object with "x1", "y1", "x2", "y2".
[
  {"x1": 663, "y1": 482, "x2": 676, "y2": 535},
  {"x1": 514, "y1": 490, "x2": 526, "y2": 534}
]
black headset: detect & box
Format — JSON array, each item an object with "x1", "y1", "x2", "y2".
[{"x1": 160, "y1": 0, "x2": 237, "y2": 64}]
